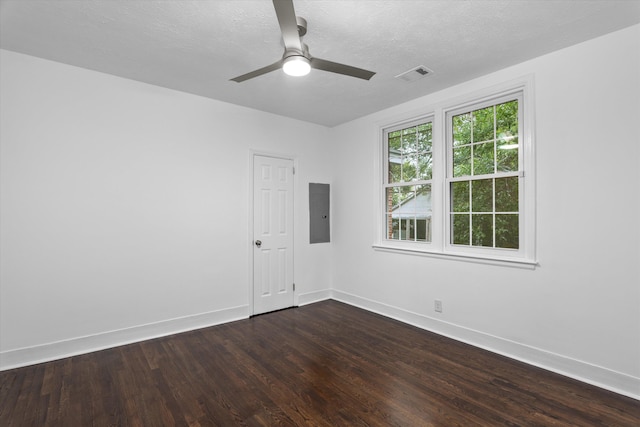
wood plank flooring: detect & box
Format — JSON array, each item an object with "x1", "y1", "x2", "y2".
[{"x1": 1, "y1": 300, "x2": 638, "y2": 426}]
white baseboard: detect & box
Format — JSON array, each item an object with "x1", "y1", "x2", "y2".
[
  {"x1": 0, "y1": 305, "x2": 249, "y2": 371},
  {"x1": 3, "y1": 294, "x2": 638, "y2": 401},
  {"x1": 296, "y1": 289, "x2": 332, "y2": 306},
  {"x1": 332, "y1": 290, "x2": 640, "y2": 400}
]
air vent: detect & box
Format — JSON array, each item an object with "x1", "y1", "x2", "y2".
[{"x1": 395, "y1": 66, "x2": 433, "y2": 83}]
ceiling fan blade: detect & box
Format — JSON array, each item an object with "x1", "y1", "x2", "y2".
[
  {"x1": 272, "y1": 0, "x2": 302, "y2": 52},
  {"x1": 310, "y1": 57, "x2": 375, "y2": 80},
  {"x1": 230, "y1": 60, "x2": 283, "y2": 83}
]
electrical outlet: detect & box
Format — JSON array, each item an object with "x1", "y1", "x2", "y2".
[{"x1": 434, "y1": 299, "x2": 443, "y2": 313}]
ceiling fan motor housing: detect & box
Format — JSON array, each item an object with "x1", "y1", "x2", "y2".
[{"x1": 284, "y1": 43, "x2": 310, "y2": 61}]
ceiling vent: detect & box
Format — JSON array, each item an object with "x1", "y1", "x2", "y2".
[{"x1": 395, "y1": 66, "x2": 433, "y2": 83}]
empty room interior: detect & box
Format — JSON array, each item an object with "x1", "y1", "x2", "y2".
[{"x1": 1, "y1": 0, "x2": 639, "y2": 425}]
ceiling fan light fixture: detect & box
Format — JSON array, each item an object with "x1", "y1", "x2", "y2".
[{"x1": 283, "y1": 55, "x2": 311, "y2": 77}]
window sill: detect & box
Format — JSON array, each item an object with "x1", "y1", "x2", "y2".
[{"x1": 372, "y1": 244, "x2": 538, "y2": 269}]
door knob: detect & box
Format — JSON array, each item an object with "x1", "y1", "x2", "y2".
[{"x1": 255, "y1": 240, "x2": 262, "y2": 248}]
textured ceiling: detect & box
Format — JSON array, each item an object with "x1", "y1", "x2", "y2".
[{"x1": 1, "y1": 0, "x2": 639, "y2": 127}]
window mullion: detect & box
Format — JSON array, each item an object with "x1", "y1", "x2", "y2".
[
  {"x1": 492, "y1": 178, "x2": 496, "y2": 248},
  {"x1": 447, "y1": 171, "x2": 518, "y2": 183}
]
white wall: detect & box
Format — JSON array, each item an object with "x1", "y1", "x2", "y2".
[
  {"x1": 330, "y1": 25, "x2": 640, "y2": 398},
  {"x1": 0, "y1": 49, "x2": 333, "y2": 367}
]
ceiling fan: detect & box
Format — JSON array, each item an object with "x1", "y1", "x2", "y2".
[{"x1": 230, "y1": 0, "x2": 376, "y2": 82}]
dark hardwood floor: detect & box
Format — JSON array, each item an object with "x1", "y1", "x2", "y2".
[{"x1": 1, "y1": 300, "x2": 638, "y2": 426}]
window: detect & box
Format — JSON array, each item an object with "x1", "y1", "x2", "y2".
[
  {"x1": 384, "y1": 119, "x2": 434, "y2": 243},
  {"x1": 376, "y1": 80, "x2": 535, "y2": 267},
  {"x1": 447, "y1": 95, "x2": 522, "y2": 252}
]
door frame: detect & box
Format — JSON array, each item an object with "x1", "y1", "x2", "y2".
[{"x1": 248, "y1": 150, "x2": 298, "y2": 316}]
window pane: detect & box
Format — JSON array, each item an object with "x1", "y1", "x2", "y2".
[
  {"x1": 389, "y1": 132, "x2": 401, "y2": 150},
  {"x1": 473, "y1": 142, "x2": 495, "y2": 175},
  {"x1": 453, "y1": 113, "x2": 471, "y2": 146},
  {"x1": 388, "y1": 132, "x2": 402, "y2": 183},
  {"x1": 416, "y1": 185, "x2": 431, "y2": 211},
  {"x1": 473, "y1": 106, "x2": 494, "y2": 143},
  {"x1": 399, "y1": 218, "x2": 415, "y2": 240},
  {"x1": 496, "y1": 100, "x2": 518, "y2": 140},
  {"x1": 495, "y1": 177, "x2": 518, "y2": 212},
  {"x1": 416, "y1": 185, "x2": 432, "y2": 242},
  {"x1": 416, "y1": 218, "x2": 431, "y2": 242},
  {"x1": 402, "y1": 127, "x2": 418, "y2": 153},
  {"x1": 453, "y1": 146, "x2": 471, "y2": 177},
  {"x1": 402, "y1": 156, "x2": 417, "y2": 181},
  {"x1": 415, "y1": 183, "x2": 430, "y2": 195},
  {"x1": 387, "y1": 185, "x2": 418, "y2": 210},
  {"x1": 496, "y1": 100, "x2": 519, "y2": 172},
  {"x1": 471, "y1": 179, "x2": 493, "y2": 212},
  {"x1": 496, "y1": 139, "x2": 518, "y2": 172},
  {"x1": 451, "y1": 181, "x2": 470, "y2": 212},
  {"x1": 388, "y1": 215, "x2": 399, "y2": 239},
  {"x1": 385, "y1": 188, "x2": 398, "y2": 241},
  {"x1": 417, "y1": 153, "x2": 432, "y2": 180},
  {"x1": 417, "y1": 123, "x2": 432, "y2": 152},
  {"x1": 387, "y1": 184, "x2": 432, "y2": 243},
  {"x1": 472, "y1": 214, "x2": 493, "y2": 247},
  {"x1": 496, "y1": 214, "x2": 519, "y2": 249},
  {"x1": 400, "y1": 185, "x2": 415, "y2": 204},
  {"x1": 389, "y1": 160, "x2": 401, "y2": 182},
  {"x1": 452, "y1": 214, "x2": 470, "y2": 245},
  {"x1": 386, "y1": 187, "x2": 400, "y2": 211}
]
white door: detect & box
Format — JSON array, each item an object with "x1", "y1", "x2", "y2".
[{"x1": 252, "y1": 155, "x2": 294, "y2": 315}]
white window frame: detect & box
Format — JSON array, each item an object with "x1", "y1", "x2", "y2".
[
  {"x1": 383, "y1": 116, "x2": 436, "y2": 246},
  {"x1": 373, "y1": 77, "x2": 536, "y2": 268}
]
